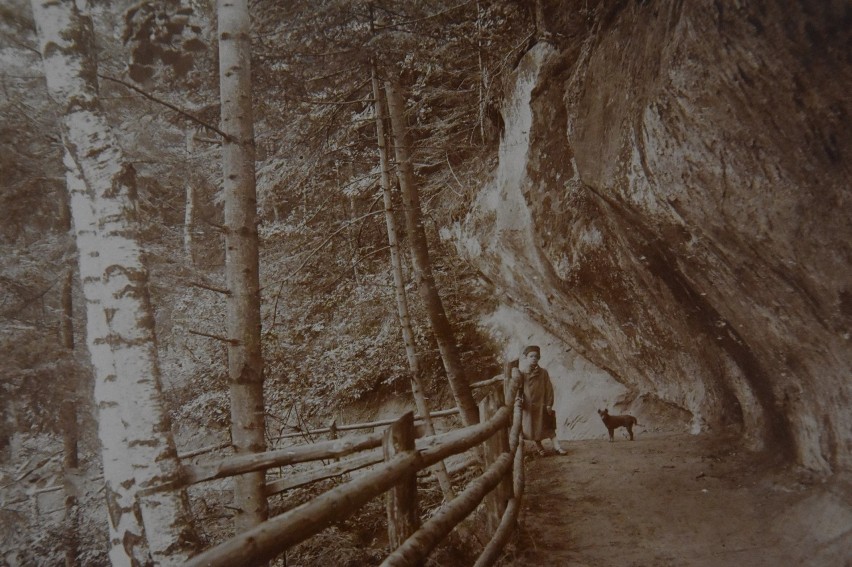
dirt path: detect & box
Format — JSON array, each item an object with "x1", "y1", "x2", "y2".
[{"x1": 502, "y1": 432, "x2": 852, "y2": 567}]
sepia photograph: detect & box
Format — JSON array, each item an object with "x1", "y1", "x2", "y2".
[{"x1": 0, "y1": 1, "x2": 849, "y2": 565}]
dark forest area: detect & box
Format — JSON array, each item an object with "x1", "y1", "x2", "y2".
[{"x1": 1, "y1": 0, "x2": 541, "y2": 564}]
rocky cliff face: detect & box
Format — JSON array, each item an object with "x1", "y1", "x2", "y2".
[{"x1": 453, "y1": 0, "x2": 850, "y2": 472}]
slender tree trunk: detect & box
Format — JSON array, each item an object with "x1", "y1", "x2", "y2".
[
  {"x1": 338, "y1": 159, "x2": 360, "y2": 284},
  {"x1": 59, "y1": 397, "x2": 80, "y2": 567},
  {"x1": 371, "y1": 65, "x2": 455, "y2": 502},
  {"x1": 476, "y1": 0, "x2": 486, "y2": 144},
  {"x1": 59, "y1": 275, "x2": 81, "y2": 567},
  {"x1": 58, "y1": 193, "x2": 80, "y2": 567},
  {"x1": 33, "y1": 2, "x2": 200, "y2": 563},
  {"x1": 217, "y1": 0, "x2": 268, "y2": 530},
  {"x1": 348, "y1": 193, "x2": 360, "y2": 283},
  {"x1": 184, "y1": 182, "x2": 195, "y2": 263},
  {"x1": 384, "y1": 79, "x2": 479, "y2": 426},
  {"x1": 184, "y1": 131, "x2": 196, "y2": 265}
]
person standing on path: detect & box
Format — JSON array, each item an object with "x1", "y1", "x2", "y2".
[{"x1": 512, "y1": 345, "x2": 566, "y2": 456}]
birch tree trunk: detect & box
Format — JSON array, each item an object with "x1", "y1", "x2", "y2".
[
  {"x1": 384, "y1": 79, "x2": 479, "y2": 426},
  {"x1": 65, "y1": 154, "x2": 151, "y2": 567},
  {"x1": 217, "y1": 0, "x2": 269, "y2": 530},
  {"x1": 371, "y1": 65, "x2": 455, "y2": 502},
  {"x1": 33, "y1": 2, "x2": 199, "y2": 563}
]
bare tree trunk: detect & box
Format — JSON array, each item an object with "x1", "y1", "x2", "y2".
[
  {"x1": 59, "y1": 400, "x2": 81, "y2": 567},
  {"x1": 33, "y1": 1, "x2": 200, "y2": 563},
  {"x1": 59, "y1": 266, "x2": 80, "y2": 567},
  {"x1": 384, "y1": 79, "x2": 479, "y2": 426},
  {"x1": 476, "y1": 0, "x2": 486, "y2": 144},
  {"x1": 348, "y1": 193, "x2": 360, "y2": 283},
  {"x1": 184, "y1": 131, "x2": 196, "y2": 265},
  {"x1": 184, "y1": 182, "x2": 195, "y2": 263},
  {"x1": 371, "y1": 65, "x2": 455, "y2": 502},
  {"x1": 217, "y1": 0, "x2": 268, "y2": 530},
  {"x1": 58, "y1": 188, "x2": 81, "y2": 567}
]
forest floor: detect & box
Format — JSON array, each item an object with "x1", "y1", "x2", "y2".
[{"x1": 500, "y1": 430, "x2": 852, "y2": 567}]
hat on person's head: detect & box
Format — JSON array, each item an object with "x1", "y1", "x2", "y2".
[{"x1": 522, "y1": 345, "x2": 540, "y2": 355}]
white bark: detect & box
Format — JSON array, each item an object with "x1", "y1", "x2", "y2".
[
  {"x1": 217, "y1": 0, "x2": 268, "y2": 530},
  {"x1": 32, "y1": 1, "x2": 198, "y2": 563},
  {"x1": 65, "y1": 153, "x2": 147, "y2": 567}
]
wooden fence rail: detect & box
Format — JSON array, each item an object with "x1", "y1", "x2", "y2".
[
  {"x1": 176, "y1": 377, "x2": 504, "y2": 465},
  {"x1": 474, "y1": 396, "x2": 525, "y2": 567},
  {"x1": 269, "y1": 377, "x2": 504, "y2": 441},
  {"x1": 182, "y1": 375, "x2": 523, "y2": 567},
  {"x1": 180, "y1": 429, "x2": 386, "y2": 486},
  {"x1": 273, "y1": 407, "x2": 462, "y2": 440},
  {"x1": 179, "y1": 376, "x2": 508, "y2": 488},
  {"x1": 381, "y1": 390, "x2": 524, "y2": 567}
]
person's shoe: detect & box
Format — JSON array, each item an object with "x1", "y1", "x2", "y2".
[
  {"x1": 535, "y1": 446, "x2": 547, "y2": 457},
  {"x1": 555, "y1": 448, "x2": 567, "y2": 455}
]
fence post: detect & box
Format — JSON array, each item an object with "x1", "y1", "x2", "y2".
[
  {"x1": 384, "y1": 411, "x2": 418, "y2": 551},
  {"x1": 479, "y1": 389, "x2": 510, "y2": 535},
  {"x1": 329, "y1": 418, "x2": 339, "y2": 463}
]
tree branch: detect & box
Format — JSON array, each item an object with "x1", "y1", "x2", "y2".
[
  {"x1": 97, "y1": 74, "x2": 236, "y2": 144},
  {"x1": 373, "y1": 0, "x2": 473, "y2": 30},
  {"x1": 445, "y1": 152, "x2": 465, "y2": 196},
  {"x1": 189, "y1": 281, "x2": 232, "y2": 296},
  {"x1": 297, "y1": 96, "x2": 370, "y2": 106},
  {"x1": 0, "y1": 451, "x2": 62, "y2": 489},
  {"x1": 187, "y1": 329, "x2": 239, "y2": 345}
]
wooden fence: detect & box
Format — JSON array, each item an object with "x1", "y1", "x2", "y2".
[{"x1": 180, "y1": 375, "x2": 524, "y2": 566}]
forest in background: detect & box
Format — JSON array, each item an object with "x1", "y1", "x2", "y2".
[{"x1": 0, "y1": 0, "x2": 544, "y2": 564}]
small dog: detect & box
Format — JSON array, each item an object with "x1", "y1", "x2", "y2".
[{"x1": 597, "y1": 408, "x2": 639, "y2": 441}]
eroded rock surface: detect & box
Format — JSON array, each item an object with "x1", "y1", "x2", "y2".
[{"x1": 455, "y1": 1, "x2": 850, "y2": 472}]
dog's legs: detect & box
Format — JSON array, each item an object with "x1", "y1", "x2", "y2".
[
  {"x1": 607, "y1": 428, "x2": 614, "y2": 442},
  {"x1": 627, "y1": 424, "x2": 634, "y2": 440}
]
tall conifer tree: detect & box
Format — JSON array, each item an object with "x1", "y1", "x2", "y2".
[{"x1": 217, "y1": 0, "x2": 269, "y2": 530}]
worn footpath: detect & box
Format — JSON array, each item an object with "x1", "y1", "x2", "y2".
[{"x1": 501, "y1": 432, "x2": 852, "y2": 567}]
